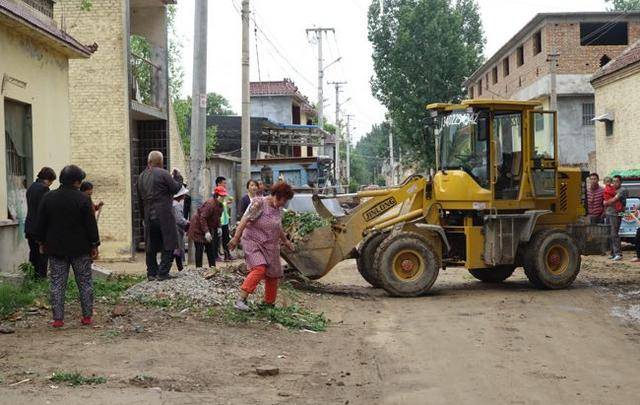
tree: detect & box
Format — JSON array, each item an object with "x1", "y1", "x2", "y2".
[
  {"x1": 368, "y1": 0, "x2": 485, "y2": 168},
  {"x1": 173, "y1": 93, "x2": 235, "y2": 156},
  {"x1": 167, "y1": 5, "x2": 184, "y2": 101},
  {"x1": 606, "y1": 0, "x2": 640, "y2": 10},
  {"x1": 350, "y1": 123, "x2": 395, "y2": 188}
]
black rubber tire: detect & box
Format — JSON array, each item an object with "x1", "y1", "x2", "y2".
[
  {"x1": 373, "y1": 232, "x2": 440, "y2": 297},
  {"x1": 523, "y1": 229, "x2": 581, "y2": 289},
  {"x1": 356, "y1": 233, "x2": 387, "y2": 288},
  {"x1": 468, "y1": 265, "x2": 516, "y2": 283}
]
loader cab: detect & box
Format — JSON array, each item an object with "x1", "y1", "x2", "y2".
[{"x1": 427, "y1": 100, "x2": 558, "y2": 209}]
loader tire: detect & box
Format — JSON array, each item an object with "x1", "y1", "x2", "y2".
[
  {"x1": 523, "y1": 229, "x2": 581, "y2": 290},
  {"x1": 356, "y1": 233, "x2": 387, "y2": 288},
  {"x1": 468, "y1": 265, "x2": 516, "y2": 283},
  {"x1": 373, "y1": 232, "x2": 440, "y2": 297}
]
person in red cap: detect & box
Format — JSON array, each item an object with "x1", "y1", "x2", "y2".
[{"x1": 187, "y1": 190, "x2": 223, "y2": 268}]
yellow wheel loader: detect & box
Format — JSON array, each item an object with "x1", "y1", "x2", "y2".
[{"x1": 282, "y1": 99, "x2": 609, "y2": 296}]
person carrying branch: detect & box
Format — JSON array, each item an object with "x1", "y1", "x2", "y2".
[{"x1": 229, "y1": 182, "x2": 295, "y2": 311}]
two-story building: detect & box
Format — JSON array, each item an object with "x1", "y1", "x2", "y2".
[
  {"x1": 463, "y1": 12, "x2": 640, "y2": 170},
  {"x1": 0, "y1": 0, "x2": 93, "y2": 277},
  {"x1": 54, "y1": 0, "x2": 187, "y2": 259},
  {"x1": 211, "y1": 79, "x2": 333, "y2": 193}
]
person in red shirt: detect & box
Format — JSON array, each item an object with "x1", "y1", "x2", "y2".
[{"x1": 586, "y1": 173, "x2": 604, "y2": 221}]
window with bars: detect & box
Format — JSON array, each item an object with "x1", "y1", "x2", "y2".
[
  {"x1": 582, "y1": 103, "x2": 595, "y2": 126},
  {"x1": 20, "y1": 0, "x2": 55, "y2": 18},
  {"x1": 4, "y1": 100, "x2": 33, "y2": 221}
]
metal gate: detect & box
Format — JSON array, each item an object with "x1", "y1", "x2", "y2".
[{"x1": 131, "y1": 120, "x2": 168, "y2": 250}]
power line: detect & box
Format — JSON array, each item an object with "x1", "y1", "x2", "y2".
[{"x1": 230, "y1": 0, "x2": 315, "y2": 87}]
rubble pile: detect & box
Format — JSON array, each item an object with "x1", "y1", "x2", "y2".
[
  {"x1": 122, "y1": 264, "x2": 254, "y2": 307},
  {"x1": 282, "y1": 210, "x2": 329, "y2": 245}
]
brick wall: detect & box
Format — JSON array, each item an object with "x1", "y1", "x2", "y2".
[
  {"x1": 468, "y1": 17, "x2": 640, "y2": 100},
  {"x1": 55, "y1": 0, "x2": 133, "y2": 260},
  {"x1": 550, "y1": 22, "x2": 640, "y2": 75}
]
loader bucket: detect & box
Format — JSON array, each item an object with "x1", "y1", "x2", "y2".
[{"x1": 281, "y1": 224, "x2": 344, "y2": 280}]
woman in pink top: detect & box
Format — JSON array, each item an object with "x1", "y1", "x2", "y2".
[{"x1": 229, "y1": 182, "x2": 295, "y2": 310}]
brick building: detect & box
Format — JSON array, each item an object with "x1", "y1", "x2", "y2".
[
  {"x1": 591, "y1": 40, "x2": 640, "y2": 178},
  {"x1": 54, "y1": 0, "x2": 187, "y2": 260},
  {"x1": 0, "y1": 0, "x2": 92, "y2": 277},
  {"x1": 463, "y1": 12, "x2": 640, "y2": 169}
]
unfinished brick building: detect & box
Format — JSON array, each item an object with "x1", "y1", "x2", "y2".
[
  {"x1": 54, "y1": 0, "x2": 187, "y2": 260},
  {"x1": 463, "y1": 12, "x2": 640, "y2": 169}
]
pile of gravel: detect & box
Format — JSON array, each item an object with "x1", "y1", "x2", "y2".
[{"x1": 122, "y1": 264, "x2": 256, "y2": 307}]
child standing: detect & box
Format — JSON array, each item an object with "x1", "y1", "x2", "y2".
[
  {"x1": 80, "y1": 181, "x2": 104, "y2": 221},
  {"x1": 172, "y1": 187, "x2": 190, "y2": 271}
]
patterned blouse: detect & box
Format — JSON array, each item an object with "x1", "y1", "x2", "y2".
[{"x1": 241, "y1": 197, "x2": 284, "y2": 278}]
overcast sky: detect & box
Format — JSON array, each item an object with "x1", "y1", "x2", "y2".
[{"x1": 173, "y1": 0, "x2": 608, "y2": 143}]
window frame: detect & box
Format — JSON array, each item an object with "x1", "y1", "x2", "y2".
[
  {"x1": 503, "y1": 57, "x2": 510, "y2": 77},
  {"x1": 516, "y1": 45, "x2": 525, "y2": 67}
]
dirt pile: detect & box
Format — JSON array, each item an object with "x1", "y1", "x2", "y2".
[{"x1": 122, "y1": 264, "x2": 252, "y2": 307}]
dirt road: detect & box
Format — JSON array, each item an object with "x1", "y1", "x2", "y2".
[{"x1": 1, "y1": 256, "x2": 639, "y2": 404}]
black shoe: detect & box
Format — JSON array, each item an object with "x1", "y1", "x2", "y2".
[
  {"x1": 147, "y1": 275, "x2": 158, "y2": 281},
  {"x1": 157, "y1": 274, "x2": 177, "y2": 281}
]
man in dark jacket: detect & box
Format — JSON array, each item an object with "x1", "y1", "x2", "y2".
[
  {"x1": 138, "y1": 151, "x2": 182, "y2": 281},
  {"x1": 25, "y1": 167, "x2": 56, "y2": 278},
  {"x1": 34, "y1": 165, "x2": 100, "y2": 328}
]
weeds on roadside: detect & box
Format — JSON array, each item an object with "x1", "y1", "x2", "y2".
[
  {"x1": 50, "y1": 371, "x2": 107, "y2": 386},
  {"x1": 0, "y1": 263, "x2": 145, "y2": 320},
  {"x1": 101, "y1": 329, "x2": 121, "y2": 339},
  {"x1": 223, "y1": 302, "x2": 327, "y2": 331}
]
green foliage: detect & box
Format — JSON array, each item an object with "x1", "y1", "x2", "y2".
[
  {"x1": 167, "y1": 5, "x2": 184, "y2": 101},
  {"x1": 368, "y1": 0, "x2": 485, "y2": 168},
  {"x1": 50, "y1": 371, "x2": 106, "y2": 386},
  {"x1": 282, "y1": 211, "x2": 329, "y2": 245},
  {"x1": 80, "y1": 0, "x2": 93, "y2": 12},
  {"x1": 130, "y1": 35, "x2": 153, "y2": 105},
  {"x1": 173, "y1": 93, "x2": 232, "y2": 156},
  {"x1": 0, "y1": 271, "x2": 144, "y2": 319},
  {"x1": 323, "y1": 122, "x2": 337, "y2": 135},
  {"x1": 606, "y1": 0, "x2": 640, "y2": 10},
  {"x1": 0, "y1": 283, "x2": 35, "y2": 319},
  {"x1": 350, "y1": 122, "x2": 394, "y2": 187},
  {"x1": 224, "y1": 303, "x2": 328, "y2": 331}
]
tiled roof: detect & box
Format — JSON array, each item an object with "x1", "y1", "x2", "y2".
[
  {"x1": 592, "y1": 40, "x2": 640, "y2": 81},
  {"x1": 0, "y1": 0, "x2": 94, "y2": 58},
  {"x1": 250, "y1": 79, "x2": 301, "y2": 97},
  {"x1": 250, "y1": 79, "x2": 317, "y2": 115}
]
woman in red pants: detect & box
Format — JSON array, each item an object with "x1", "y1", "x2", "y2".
[{"x1": 229, "y1": 182, "x2": 295, "y2": 310}]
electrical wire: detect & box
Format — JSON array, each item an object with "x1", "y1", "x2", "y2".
[{"x1": 231, "y1": 0, "x2": 316, "y2": 88}]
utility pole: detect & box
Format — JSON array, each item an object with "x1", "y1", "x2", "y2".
[
  {"x1": 344, "y1": 114, "x2": 354, "y2": 186},
  {"x1": 189, "y1": 0, "x2": 208, "y2": 262},
  {"x1": 388, "y1": 127, "x2": 395, "y2": 186},
  {"x1": 328, "y1": 81, "x2": 346, "y2": 185},
  {"x1": 306, "y1": 28, "x2": 335, "y2": 130},
  {"x1": 241, "y1": 0, "x2": 251, "y2": 188},
  {"x1": 547, "y1": 49, "x2": 559, "y2": 111}
]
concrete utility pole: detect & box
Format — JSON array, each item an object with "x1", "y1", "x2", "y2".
[
  {"x1": 547, "y1": 49, "x2": 559, "y2": 111},
  {"x1": 344, "y1": 114, "x2": 354, "y2": 185},
  {"x1": 328, "y1": 81, "x2": 346, "y2": 185},
  {"x1": 241, "y1": 0, "x2": 251, "y2": 188},
  {"x1": 189, "y1": 0, "x2": 208, "y2": 262},
  {"x1": 388, "y1": 127, "x2": 395, "y2": 185},
  {"x1": 306, "y1": 27, "x2": 335, "y2": 131}
]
